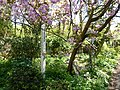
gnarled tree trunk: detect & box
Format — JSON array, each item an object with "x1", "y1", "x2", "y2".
[{"x1": 67, "y1": 43, "x2": 82, "y2": 74}]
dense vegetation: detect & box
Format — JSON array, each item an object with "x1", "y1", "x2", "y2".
[
  {"x1": 0, "y1": 0, "x2": 120, "y2": 90},
  {"x1": 0, "y1": 20, "x2": 120, "y2": 89}
]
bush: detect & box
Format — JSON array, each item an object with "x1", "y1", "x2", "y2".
[
  {"x1": 10, "y1": 36, "x2": 40, "y2": 59},
  {"x1": 0, "y1": 59, "x2": 10, "y2": 89},
  {"x1": 9, "y1": 58, "x2": 42, "y2": 90},
  {"x1": 47, "y1": 36, "x2": 71, "y2": 56}
]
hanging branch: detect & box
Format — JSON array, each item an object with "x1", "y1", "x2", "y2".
[
  {"x1": 49, "y1": 29, "x2": 67, "y2": 42},
  {"x1": 11, "y1": 20, "x2": 34, "y2": 29}
]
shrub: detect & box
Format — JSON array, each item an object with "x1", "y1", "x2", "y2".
[
  {"x1": 47, "y1": 36, "x2": 70, "y2": 56},
  {"x1": 10, "y1": 36, "x2": 40, "y2": 59},
  {"x1": 9, "y1": 58, "x2": 42, "y2": 90}
]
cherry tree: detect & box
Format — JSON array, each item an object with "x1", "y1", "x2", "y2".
[{"x1": 65, "y1": 0, "x2": 120, "y2": 74}]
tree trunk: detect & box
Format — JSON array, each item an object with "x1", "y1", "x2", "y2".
[
  {"x1": 41, "y1": 24, "x2": 46, "y2": 78},
  {"x1": 67, "y1": 43, "x2": 81, "y2": 74}
]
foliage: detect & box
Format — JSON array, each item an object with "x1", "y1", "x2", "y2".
[
  {"x1": 0, "y1": 19, "x2": 13, "y2": 37},
  {"x1": 0, "y1": 59, "x2": 10, "y2": 89},
  {"x1": 0, "y1": 46, "x2": 119, "y2": 90},
  {"x1": 9, "y1": 58, "x2": 42, "y2": 90},
  {"x1": 10, "y1": 36, "x2": 40, "y2": 59},
  {"x1": 0, "y1": 19, "x2": 14, "y2": 60},
  {"x1": 47, "y1": 35, "x2": 71, "y2": 56},
  {"x1": 115, "y1": 46, "x2": 120, "y2": 54},
  {"x1": 44, "y1": 48, "x2": 118, "y2": 90},
  {"x1": 0, "y1": 58, "x2": 42, "y2": 90}
]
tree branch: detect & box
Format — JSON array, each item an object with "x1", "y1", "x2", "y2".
[
  {"x1": 84, "y1": 33, "x2": 98, "y2": 38},
  {"x1": 91, "y1": 0, "x2": 113, "y2": 22},
  {"x1": 97, "y1": 4, "x2": 120, "y2": 32},
  {"x1": 48, "y1": 29, "x2": 67, "y2": 42},
  {"x1": 11, "y1": 20, "x2": 34, "y2": 29},
  {"x1": 67, "y1": 0, "x2": 73, "y2": 39},
  {"x1": 81, "y1": 7, "x2": 94, "y2": 40}
]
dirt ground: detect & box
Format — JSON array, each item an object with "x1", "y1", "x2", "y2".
[{"x1": 108, "y1": 60, "x2": 120, "y2": 90}]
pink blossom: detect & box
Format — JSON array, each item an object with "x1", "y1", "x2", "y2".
[
  {"x1": 20, "y1": 0, "x2": 28, "y2": 7},
  {"x1": 12, "y1": 4, "x2": 18, "y2": 11},
  {"x1": 50, "y1": 0, "x2": 60, "y2": 3},
  {"x1": 38, "y1": 4, "x2": 49, "y2": 15},
  {"x1": 65, "y1": 4, "x2": 70, "y2": 14},
  {"x1": 0, "y1": 0, "x2": 7, "y2": 4},
  {"x1": 28, "y1": 10, "x2": 39, "y2": 22},
  {"x1": 95, "y1": 25, "x2": 101, "y2": 28},
  {"x1": 47, "y1": 19, "x2": 52, "y2": 25},
  {"x1": 73, "y1": 25, "x2": 80, "y2": 31},
  {"x1": 29, "y1": 1, "x2": 36, "y2": 7},
  {"x1": 42, "y1": 16, "x2": 47, "y2": 21},
  {"x1": 0, "y1": 0, "x2": 3, "y2": 3}
]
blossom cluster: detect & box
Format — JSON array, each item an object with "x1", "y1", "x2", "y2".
[{"x1": 0, "y1": 0, "x2": 119, "y2": 27}]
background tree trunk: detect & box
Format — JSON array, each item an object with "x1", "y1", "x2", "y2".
[{"x1": 41, "y1": 24, "x2": 46, "y2": 78}]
